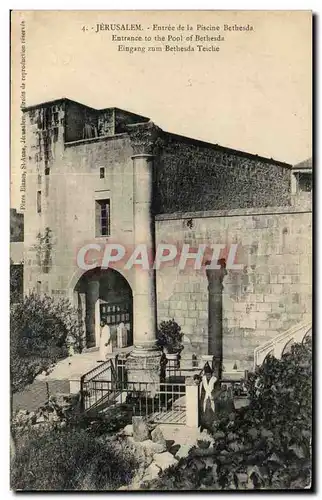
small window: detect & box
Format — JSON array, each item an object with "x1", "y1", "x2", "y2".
[
  {"x1": 95, "y1": 199, "x2": 110, "y2": 236},
  {"x1": 45, "y1": 167, "x2": 50, "y2": 176},
  {"x1": 36, "y1": 281, "x2": 41, "y2": 294},
  {"x1": 298, "y1": 172, "x2": 312, "y2": 192},
  {"x1": 37, "y1": 190, "x2": 42, "y2": 213},
  {"x1": 100, "y1": 167, "x2": 105, "y2": 179}
]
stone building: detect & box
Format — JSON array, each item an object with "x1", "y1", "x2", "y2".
[
  {"x1": 22, "y1": 98, "x2": 312, "y2": 372},
  {"x1": 10, "y1": 208, "x2": 24, "y2": 302}
]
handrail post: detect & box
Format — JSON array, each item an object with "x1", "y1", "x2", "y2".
[
  {"x1": 185, "y1": 376, "x2": 199, "y2": 428},
  {"x1": 80, "y1": 374, "x2": 85, "y2": 413}
]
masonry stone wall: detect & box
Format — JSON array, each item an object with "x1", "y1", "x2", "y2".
[
  {"x1": 154, "y1": 133, "x2": 291, "y2": 214},
  {"x1": 23, "y1": 103, "x2": 137, "y2": 298},
  {"x1": 155, "y1": 206, "x2": 312, "y2": 370}
]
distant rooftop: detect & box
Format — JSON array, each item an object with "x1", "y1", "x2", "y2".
[{"x1": 293, "y1": 158, "x2": 312, "y2": 170}]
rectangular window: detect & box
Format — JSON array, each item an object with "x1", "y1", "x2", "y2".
[
  {"x1": 100, "y1": 167, "x2": 105, "y2": 179},
  {"x1": 298, "y1": 172, "x2": 312, "y2": 192},
  {"x1": 37, "y1": 190, "x2": 42, "y2": 213},
  {"x1": 95, "y1": 199, "x2": 110, "y2": 236}
]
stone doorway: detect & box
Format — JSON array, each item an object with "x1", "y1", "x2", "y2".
[{"x1": 74, "y1": 267, "x2": 133, "y2": 349}]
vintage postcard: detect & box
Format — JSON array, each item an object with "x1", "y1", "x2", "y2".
[{"x1": 10, "y1": 10, "x2": 312, "y2": 491}]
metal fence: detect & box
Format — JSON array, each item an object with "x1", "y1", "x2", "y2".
[
  {"x1": 80, "y1": 355, "x2": 249, "y2": 423},
  {"x1": 81, "y1": 378, "x2": 186, "y2": 424}
]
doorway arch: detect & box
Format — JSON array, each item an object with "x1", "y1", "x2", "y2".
[{"x1": 74, "y1": 267, "x2": 133, "y2": 349}]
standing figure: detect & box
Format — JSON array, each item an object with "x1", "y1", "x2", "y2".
[
  {"x1": 116, "y1": 322, "x2": 128, "y2": 349},
  {"x1": 98, "y1": 321, "x2": 112, "y2": 361},
  {"x1": 199, "y1": 362, "x2": 218, "y2": 431}
]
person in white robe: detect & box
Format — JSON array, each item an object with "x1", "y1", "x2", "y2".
[
  {"x1": 98, "y1": 321, "x2": 112, "y2": 361},
  {"x1": 117, "y1": 322, "x2": 128, "y2": 349}
]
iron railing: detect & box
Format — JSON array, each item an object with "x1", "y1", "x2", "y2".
[
  {"x1": 81, "y1": 378, "x2": 186, "y2": 424},
  {"x1": 80, "y1": 357, "x2": 117, "y2": 412},
  {"x1": 80, "y1": 355, "x2": 249, "y2": 418},
  {"x1": 165, "y1": 358, "x2": 201, "y2": 380}
]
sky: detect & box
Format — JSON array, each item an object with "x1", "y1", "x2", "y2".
[{"x1": 11, "y1": 10, "x2": 312, "y2": 209}]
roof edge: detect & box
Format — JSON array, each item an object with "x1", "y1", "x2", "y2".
[{"x1": 162, "y1": 130, "x2": 293, "y2": 169}]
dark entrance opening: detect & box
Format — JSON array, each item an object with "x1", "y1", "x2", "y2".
[{"x1": 74, "y1": 267, "x2": 133, "y2": 349}]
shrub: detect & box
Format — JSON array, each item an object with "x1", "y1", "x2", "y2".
[
  {"x1": 11, "y1": 293, "x2": 85, "y2": 393},
  {"x1": 11, "y1": 425, "x2": 139, "y2": 491},
  {"x1": 143, "y1": 337, "x2": 312, "y2": 490},
  {"x1": 157, "y1": 319, "x2": 184, "y2": 354}
]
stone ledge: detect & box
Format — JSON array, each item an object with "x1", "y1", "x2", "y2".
[{"x1": 155, "y1": 206, "x2": 312, "y2": 221}]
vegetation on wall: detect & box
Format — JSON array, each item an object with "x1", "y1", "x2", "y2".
[
  {"x1": 127, "y1": 121, "x2": 162, "y2": 155},
  {"x1": 10, "y1": 209, "x2": 24, "y2": 242},
  {"x1": 34, "y1": 227, "x2": 53, "y2": 273}
]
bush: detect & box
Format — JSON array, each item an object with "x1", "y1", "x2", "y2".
[
  {"x1": 143, "y1": 337, "x2": 312, "y2": 490},
  {"x1": 157, "y1": 319, "x2": 184, "y2": 354},
  {"x1": 11, "y1": 293, "x2": 84, "y2": 393},
  {"x1": 11, "y1": 425, "x2": 139, "y2": 491}
]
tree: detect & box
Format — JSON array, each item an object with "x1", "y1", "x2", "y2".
[{"x1": 11, "y1": 293, "x2": 85, "y2": 393}]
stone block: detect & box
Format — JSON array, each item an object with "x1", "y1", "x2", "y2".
[
  {"x1": 185, "y1": 317, "x2": 197, "y2": 327},
  {"x1": 257, "y1": 302, "x2": 272, "y2": 312},
  {"x1": 153, "y1": 451, "x2": 178, "y2": 471},
  {"x1": 240, "y1": 318, "x2": 256, "y2": 329},
  {"x1": 142, "y1": 463, "x2": 161, "y2": 482},
  {"x1": 123, "y1": 424, "x2": 133, "y2": 436},
  {"x1": 140, "y1": 439, "x2": 167, "y2": 454},
  {"x1": 132, "y1": 416, "x2": 150, "y2": 442},
  {"x1": 256, "y1": 320, "x2": 270, "y2": 330},
  {"x1": 269, "y1": 320, "x2": 282, "y2": 329},
  {"x1": 278, "y1": 274, "x2": 292, "y2": 284},
  {"x1": 271, "y1": 302, "x2": 285, "y2": 313},
  {"x1": 252, "y1": 311, "x2": 269, "y2": 322},
  {"x1": 151, "y1": 427, "x2": 167, "y2": 449},
  {"x1": 264, "y1": 294, "x2": 280, "y2": 303},
  {"x1": 198, "y1": 310, "x2": 208, "y2": 320},
  {"x1": 175, "y1": 444, "x2": 194, "y2": 460},
  {"x1": 233, "y1": 302, "x2": 247, "y2": 313}
]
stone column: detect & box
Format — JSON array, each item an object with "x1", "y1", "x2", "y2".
[
  {"x1": 185, "y1": 377, "x2": 199, "y2": 428},
  {"x1": 85, "y1": 279, "x2": 100, "y2": 348},
  {"x1": 79, "y1": 292, "x2": 86, "y2": 348},
  {"x1": 206, "y1": 259, "x2": 227, "y2": 380},
  {"x1": 95, "y1": 299, "x2": 101, "y2": 347},
  {"x1": 126, "y1": 154, "x2": 161, "y2": 385}
]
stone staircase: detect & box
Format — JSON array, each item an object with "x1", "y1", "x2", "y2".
[{"x1": 253, "y1": 321, "x2": 312, "y2": 367}]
